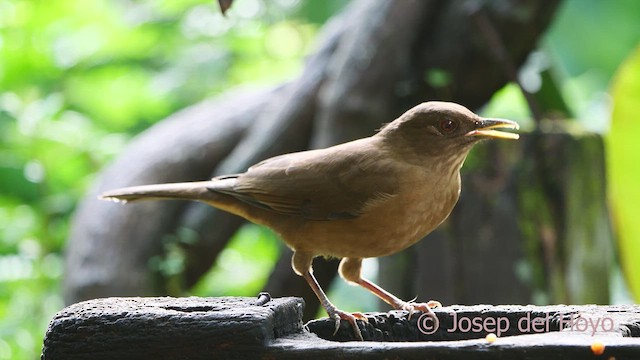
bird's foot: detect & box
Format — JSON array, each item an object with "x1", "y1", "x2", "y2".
[
  {"x1": 398, "y1": 299, "x2": 442, "y2": 315},
  {"x1": 327, "y1": 306, "x2": 368, "y2": 341},
  {"x1": 394, "y1": 299, "x2": 441, "y2": 329}
]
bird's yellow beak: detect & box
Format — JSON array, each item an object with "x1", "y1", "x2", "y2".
[{"x1": 465, "y1": 118, "x2": 520, "y2": 140}]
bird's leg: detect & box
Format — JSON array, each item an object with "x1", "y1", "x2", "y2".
[
  {"x1": 292, "y1": 252, "x2": 367, "y2": 340},
  {"x1": 358, "y1": 277, "x2": 441, "y2": 315},
  {"x1": 301, "y1": 272, "x2": 368, "y2": 340},
  {"x1": 339, "y1": 258, "x2": 440, "y2": 326}
]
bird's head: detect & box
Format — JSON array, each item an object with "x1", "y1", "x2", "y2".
[{"x1": 378, "y1": 101, "x2": 519, "y2": 166}]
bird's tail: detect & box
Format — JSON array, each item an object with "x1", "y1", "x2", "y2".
[{"x1": 99, "y1": 181, "x2": 218, "y2": 203}]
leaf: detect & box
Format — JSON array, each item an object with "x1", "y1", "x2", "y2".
[{"x1": 607, "y1": 45, "x2": 640, "y2": 301}]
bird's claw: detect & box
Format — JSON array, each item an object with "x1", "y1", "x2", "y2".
[
  {"x1": 394, "y1": 299, "x2": 441, "y2": 331},
  {"x1": 329, "y1": 308, "x2": 367, "y2": 341},
  {"x1": 398, "y1": 299, "x2": 441, "y2": 318}
]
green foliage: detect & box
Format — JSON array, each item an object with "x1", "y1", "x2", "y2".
[
  {"x1": 546, "y1": 0, "x2": 640, "y2": 79},
  {"x1": 544, "y1": 0, "x2": 640, "y2": 132},
  {"x1": 607, "y1": 46, "x2": 640, "y2": 301}
]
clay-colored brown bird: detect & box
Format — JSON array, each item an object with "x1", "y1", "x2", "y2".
[{"x1": 100, "y1": 101, "x2": 519, "y2": 340}]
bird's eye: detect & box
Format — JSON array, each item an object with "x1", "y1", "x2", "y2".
[{"x1": 439, "y1": 119, "x2": 457, "y2": 133}]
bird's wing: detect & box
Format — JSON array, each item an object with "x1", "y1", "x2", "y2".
[{"x1": 209, "y1": 141, "x2": 400, "y2": 220}]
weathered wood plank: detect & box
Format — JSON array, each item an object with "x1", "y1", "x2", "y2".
[
  {"x1": 309, "y1": 304, "x2": 640, "y2": 341},
  {"x1": 42, "y1": 296, "x2": 640, "y2": 359},
  {"x1": 41, "y1": 295, "x2": 303, "y2": 360}
]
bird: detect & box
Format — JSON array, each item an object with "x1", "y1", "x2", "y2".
[{"x1": 100, "y1": 101, "x2": 519, "y2": 340}]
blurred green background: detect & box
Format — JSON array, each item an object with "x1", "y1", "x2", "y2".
[{"x1": 0, "y1": 0, "x2": 638, "y2": 358}]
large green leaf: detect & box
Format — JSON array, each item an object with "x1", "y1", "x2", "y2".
[{"x1": 608, "y1": 45, "x2": 640, "y2": 301}]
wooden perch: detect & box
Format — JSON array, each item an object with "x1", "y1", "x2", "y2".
[{"x1": 42, "y1": 296, "x2": 640, "y2": 359}]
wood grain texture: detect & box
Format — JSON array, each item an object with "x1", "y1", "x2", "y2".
[{"x1": 42, "y1": 296, "x2": 640, "y2": 359}]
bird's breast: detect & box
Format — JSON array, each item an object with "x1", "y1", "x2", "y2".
[
  {"x1": 289, "y1": 169, "x2": 462, "y2": 259},
  {"x1": 362, "y1": 174, "x2": 461, "y2": 256}
]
